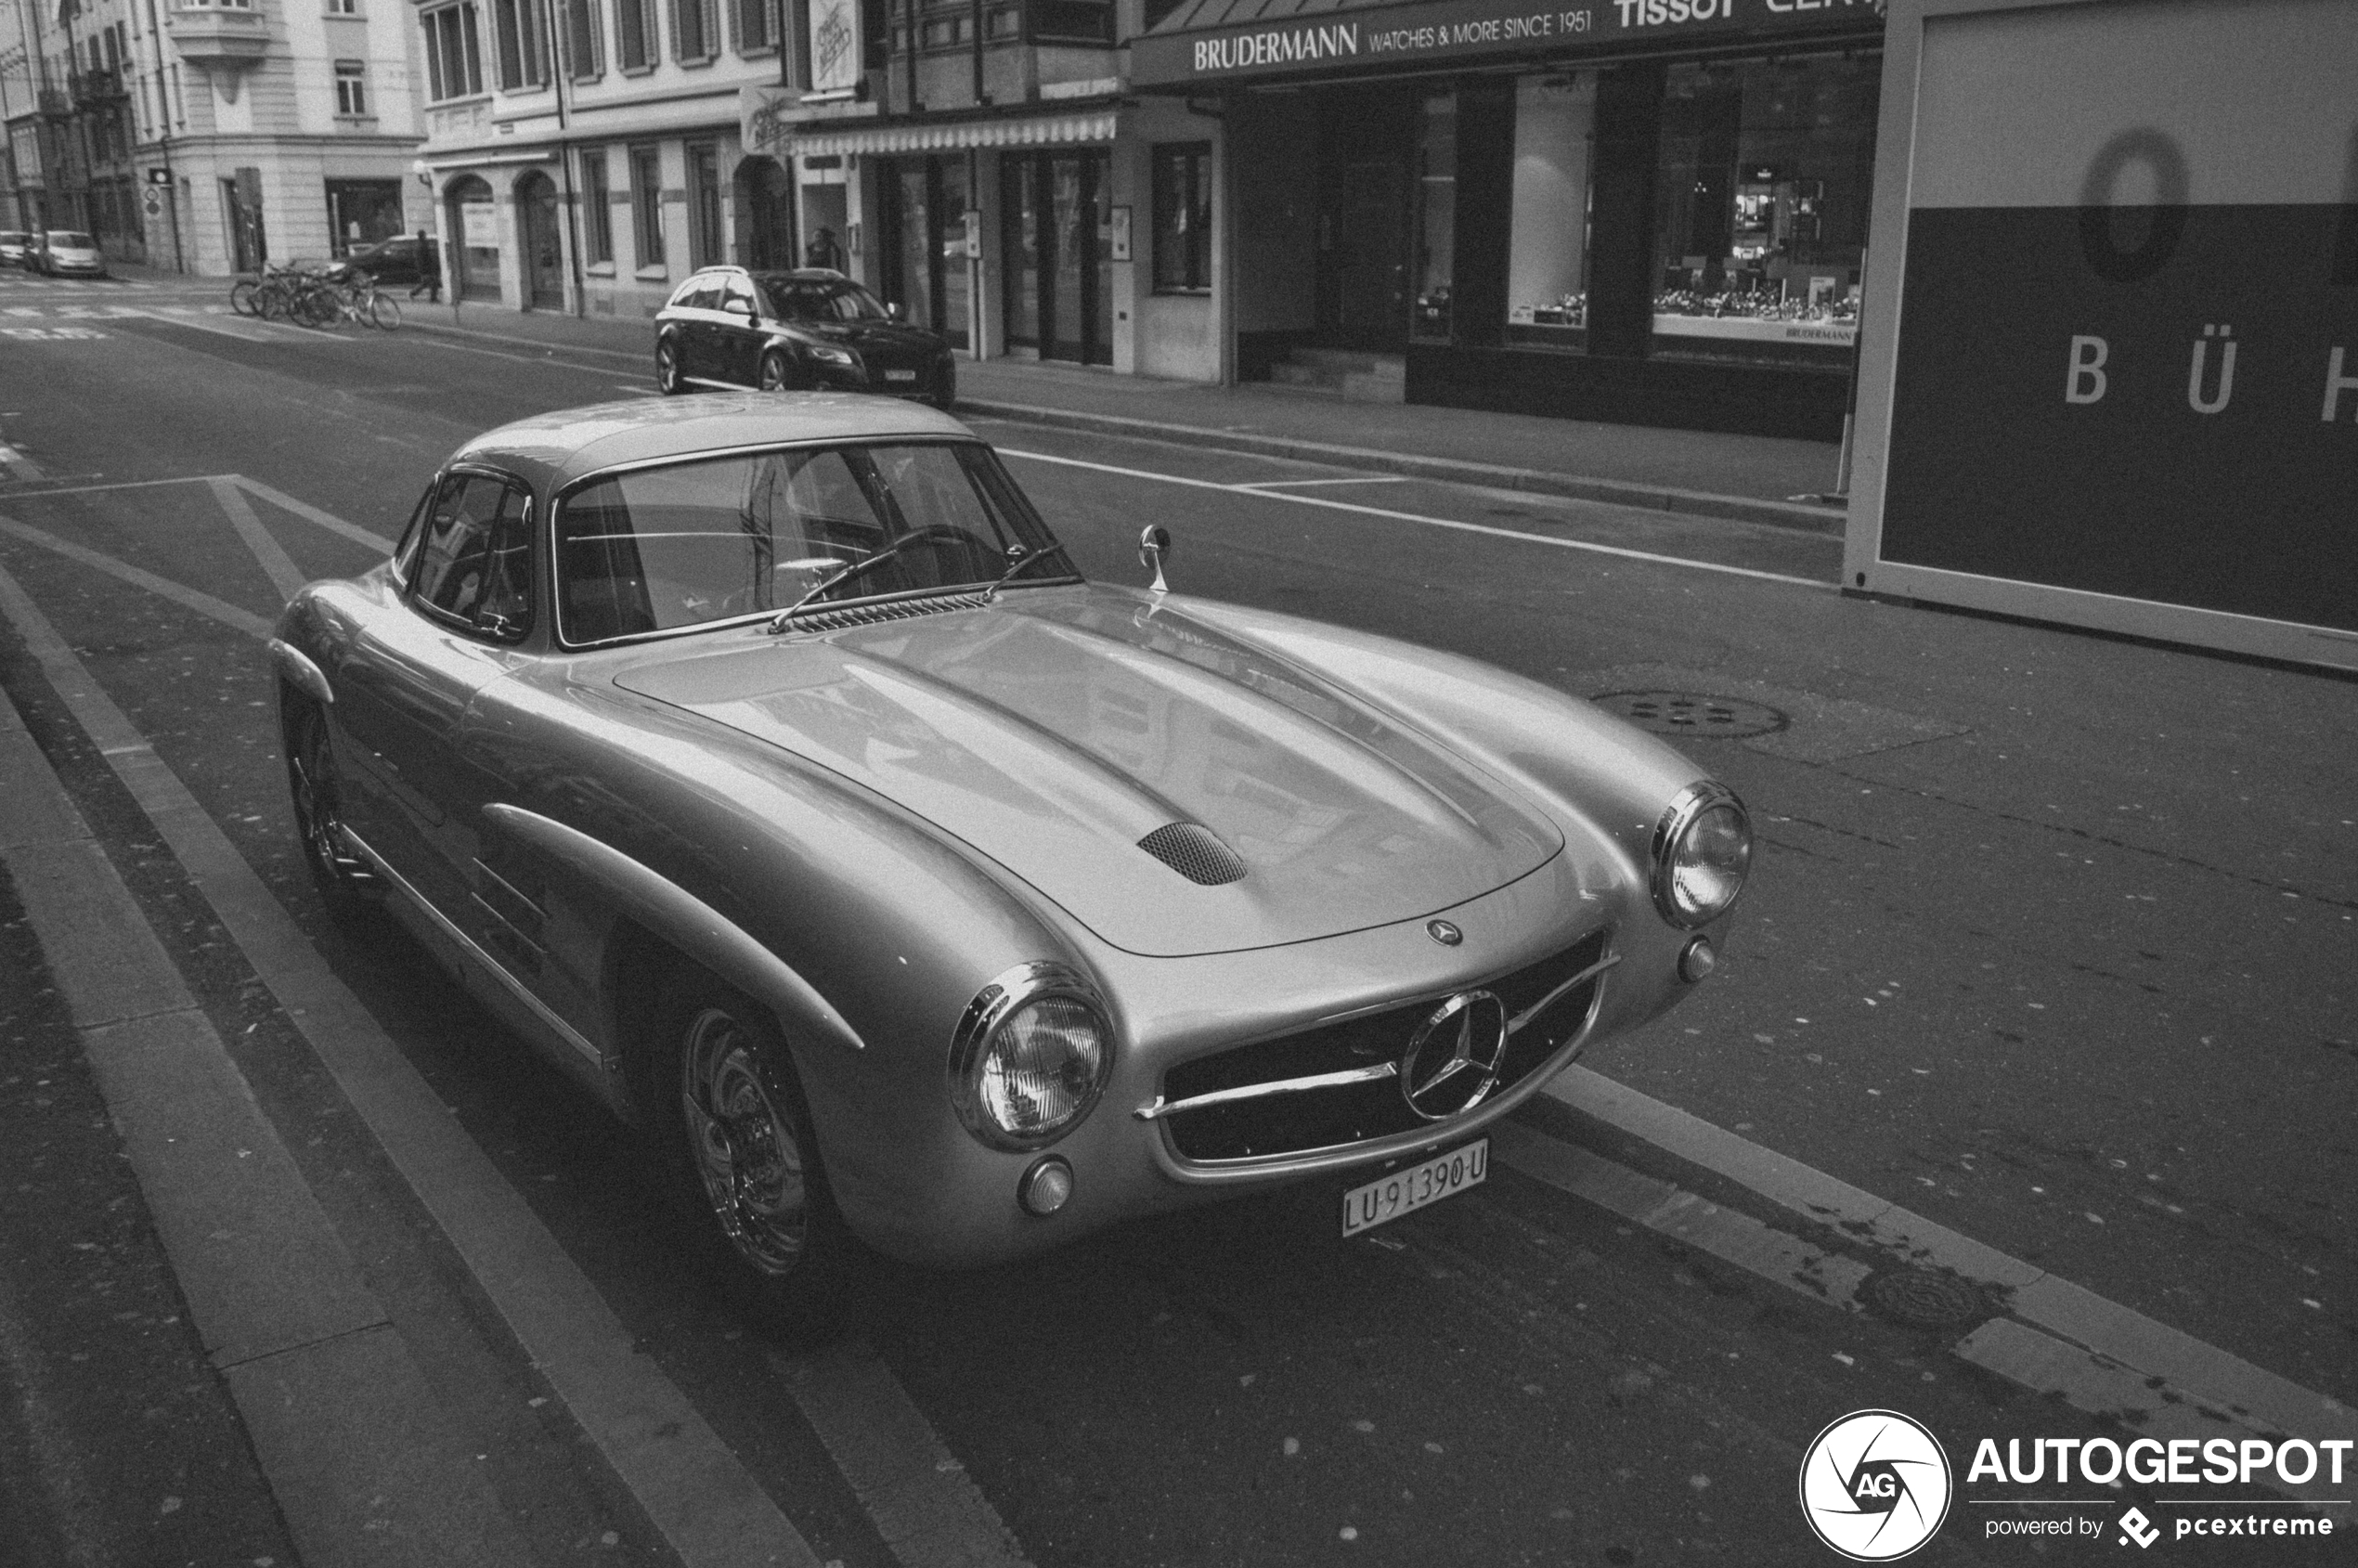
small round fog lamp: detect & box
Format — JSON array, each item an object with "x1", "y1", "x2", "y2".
[
  {"x1": 1018, "y1": 1156, "x2": 1074, "y2": 1217},
  {"x1": 1678, "y1": 936, "x2": 1717, "y2": 984}
]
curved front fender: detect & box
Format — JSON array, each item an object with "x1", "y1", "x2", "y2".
[{"x1": 481, "y1": 803, "x2": 865, "y2": 1056}]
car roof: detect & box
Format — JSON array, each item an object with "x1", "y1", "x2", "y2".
[{"x1": 447, "y1": 394, "x2": 978, "y2": 490}]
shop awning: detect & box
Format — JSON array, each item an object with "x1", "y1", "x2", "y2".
[
  {"x1": 783, "y1": 107, "x2": 1120, "y2": 158},
  {"x1": 1130, "y1": 0, "x2": 1884, "y2": 91}
]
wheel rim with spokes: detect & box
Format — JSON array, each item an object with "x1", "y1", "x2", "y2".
[
  {"x1": 759, "y1": 355, "x2": 788, "y2": 391},
  {"x1": 679, "y1": 1007, "x2": 808, "y2": 1276},
  {"x1": 291, "y1": 716, "x2": 349, "y2": 887},
  {"x1": 657, "y1": 342, "x2": 680, "y2": 391}
]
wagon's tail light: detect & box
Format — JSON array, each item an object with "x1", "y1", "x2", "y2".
[
  {"x1": 950, "y1": 963, "x2": 1111, "y2": 1150},
  {"x1": 1652, "y1": 782, "x2": 1753, "y2": 928}
]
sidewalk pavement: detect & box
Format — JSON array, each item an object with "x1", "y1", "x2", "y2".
[{"x1": 379, "y1": 292, "x2": 1846, "y2": 531}]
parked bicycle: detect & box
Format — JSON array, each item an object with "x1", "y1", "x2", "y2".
[{"x1": 227, "y1": 262, "x2": 400, "y2": 330}]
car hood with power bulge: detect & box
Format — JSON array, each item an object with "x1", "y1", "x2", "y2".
[{"x1": 614, "y1": 591, "x2": 1562, "y2": 957}]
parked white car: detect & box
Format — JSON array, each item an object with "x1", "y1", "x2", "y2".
[{"x1": 29, "y1": 231, "x2": 107, "y2": 278}]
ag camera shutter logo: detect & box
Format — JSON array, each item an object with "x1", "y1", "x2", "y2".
[{"x1": 1799, "y1": 1409, "x2": 1953, "y2": 1561}]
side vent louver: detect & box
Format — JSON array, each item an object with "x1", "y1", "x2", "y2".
[{"x1": 1137, "y1": 822, "x2": 1247, "y2": 886}]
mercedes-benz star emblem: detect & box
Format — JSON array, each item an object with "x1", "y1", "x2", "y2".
[
  {"x1": 1398, "y1": 991, "x2": 1508, "y2": 1121},
  {"x1": 1426, "y1": 919, "x2": 1463, "y2": 946}
]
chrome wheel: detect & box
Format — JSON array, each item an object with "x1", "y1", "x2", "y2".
[
  {"x1": 758, "y1": 352, "x2": 791, "y2": 392},
  {"x1": 679, "y1": 1006, "x2": 808, "y2": 1276},
  {"x1": 655, "y1": 338, "x2": 684, "y2": 395},
  {"x1": 287, "y1": 705, "x2": 377, "y2": 910}
]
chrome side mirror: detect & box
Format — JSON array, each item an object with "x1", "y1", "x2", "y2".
[
  {"x1": 1138, "y1": 525, "x2": 1172, "y2": 593},
  {"x1": 887, "y1": 301, "x2": 904, "y2": 320}
]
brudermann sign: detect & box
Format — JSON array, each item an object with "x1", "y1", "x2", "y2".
[
  {"x1": 1130, "y1": 0, "x2": 1878, "y2": 87},
  {"x1": 1847, "y1": 0, "x2": 2358, "y2": 671}
]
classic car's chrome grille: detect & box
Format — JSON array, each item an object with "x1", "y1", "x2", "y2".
[
  {"x1": 1137, "y1": 822, "x2": 1247, "y2": 886},
  {"x1": 781, "y1": 591, "x2": 989, "y2": 634},
  {"x1": 1158, "y1": 928, "x2": 1612, "y2": 1163}
]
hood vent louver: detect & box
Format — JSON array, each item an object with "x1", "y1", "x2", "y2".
[
  {"x1": 777, "y1": 591, "x2": 990, "y2": 635},
  {"x1": 1137, "y1": 822, "x2": 1247, "y2": 886}
]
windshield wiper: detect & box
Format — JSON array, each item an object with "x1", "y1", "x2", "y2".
[
  {"x1": 981, "y1": 541, "x2": 1076, "y2": 603},
  {"x1": 767, "y1": 535, "x2": 931, "y2": 630}
]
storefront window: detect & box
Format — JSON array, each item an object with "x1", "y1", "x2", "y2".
[
  {"x1": 1410, "y1": 92, "x2": 1454, "y2": 343},
  {"x1": 1151, "y1": 142, "x2": 1210, "y2": 293},
  {"x1": 1504, "y1": 72, "x2": 1595, "y2": 348},
  {"x1": 1651, "y1": 53, "x2": 1877, "y2": 368}
]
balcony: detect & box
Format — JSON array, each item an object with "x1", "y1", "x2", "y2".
[
  {"x1": 167, "y1": 4, "x2": 271, "y2": 98},
  {"x1": 71, "y1": 68, "x2": 128, "y2": 107}
]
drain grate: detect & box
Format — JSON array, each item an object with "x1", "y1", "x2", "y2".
[
  {"x1": 1591, "y1": 690, "x2": 1788, "y2": 739},
  {"x1": 1860, "y1": 1266, "x2": 1991, "y2": 1330}
]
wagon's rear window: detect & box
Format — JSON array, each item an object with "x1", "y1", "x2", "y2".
[{"x1": 554, "y1": 441, "x2": 1062, "y2": 645}]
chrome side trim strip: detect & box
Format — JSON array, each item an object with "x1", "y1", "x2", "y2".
[
  {"x1": 340, "y1": 826, "x2": 603, "y2": 1071},
  {"x1": 1134, "y1": 1062, "x2": 1397, "y2": 1123}
]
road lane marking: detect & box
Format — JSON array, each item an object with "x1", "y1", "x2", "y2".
[
  {"x1": 1236, "y1": 475, "x2": 1412, "y2": 488},
  {"x1": 995, "y1": 447, "x2": 1831, "y2": 589},
  {"x1": 412, "y1": 332, "x2": 641, "y2": 378},
  {"x1": 0, "y1": 574, "x2": 538, "y2": 1566},
  {"x1": 210, "y1": 476, "x2": 308, "y2": 602},
  {"x1": 0, "y1": 473, "x2": 238, "y2": 498},
  {"x1": 0, "y1": 441, "x2": 44, "y2": 482},
  {"x1": 767, "y1": 1344, "x2": 1034, "y2": 1568},
  {"x1": 0, "y1": 549, "x2": 824, "y2": 1567},
  {"x1": 0, "y1": 512, "x2": 276, "y2": 639},
  {"x1": 1538, "y1": 1067, "x2": 2355, "y2": 1477},
  {"x1": 232, "y1": 475, "x2": 395, "y2": 551}
]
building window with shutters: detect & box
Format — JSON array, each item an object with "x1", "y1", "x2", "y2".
[
  {"x1": 732, "y1": 0, "x2": 774, "y2": 55},
  {"x1": 562, "y1": 0, "x2": 602, "y2": 79},
  {"x1": 332, "y1": 59, "x2": 369, "y2": 116},
  {"x1": 421, "y1": 3, "x2": 485, "y2": 99},
  {"x1": 615, "y1": 0, "x2": 658, "y2": 71},
  {"x1": 672, "y1": 0, "x2": 718, "y2": 62},
  {"x1": 493, "y1": 0, "x2": 550, "y2": 88}
]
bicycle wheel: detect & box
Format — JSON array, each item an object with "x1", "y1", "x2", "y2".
[
  {"x1": 229, "y1": 278, "x2": 260, "y2": 317},
  {"x1": 255, "y1": 281, "x2": 287, "y2": 320},
  {"x1": 297, "y1": 287, "x2": 339, "y2": 329},
  {"x1": 364, "y1": 289, "x2": 400, "y2": 330}
]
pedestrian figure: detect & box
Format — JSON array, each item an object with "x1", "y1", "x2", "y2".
[
  {"x1": 411, "y1": 229, "x2": 442, "y2": 302},
  {"x1": 804, "y1": 227, "x2": 846, "y2": 272}
]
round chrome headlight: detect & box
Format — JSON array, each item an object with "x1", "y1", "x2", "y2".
[
  {"x1": 949, "y1": 963, "x2": 1111, "y2": 1150},
  {"x1": 1652, "y1": 782, "x2": 1753, "y2": 928}
]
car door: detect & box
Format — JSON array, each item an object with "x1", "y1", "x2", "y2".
[
  {"x1": 675, "y1": 278, "x2": 724, "y2": 381},
  {"x1": 330, "y1": 467, "x2": 536, "y2": 921},
  {"x1": 717, "y1": 275, "x2": 763, "y2": 385}
]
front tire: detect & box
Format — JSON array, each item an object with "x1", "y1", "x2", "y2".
[
  {"x1": 641, "y1": 968, "x2": 853, "y2": 1338},
  {"x1": 655, "y1": 336, "x2": 685, "y2": 395},
  {"x1": 758, "y1": 351, "x2": 794, "y2": 392}
]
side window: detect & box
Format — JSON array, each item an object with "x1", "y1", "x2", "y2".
[
  {"x1": 722, "y1": 277, "x2": 758, "y2": 317},
  {"x1": 410, "y1": 472, "x2": 536, "y2": 641},
  {"x1": 681, "y1": 279, "x2": 722, "y2": 311}
]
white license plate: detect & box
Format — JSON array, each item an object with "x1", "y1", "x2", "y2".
[
  {"x1": 883, "y1": 369, "x2": 918, "y2": 382},
  {"x1": 1341, "y1": 1138, "x2": 1487, "y2": 1237}
]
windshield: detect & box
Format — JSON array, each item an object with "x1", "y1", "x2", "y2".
[
  {"x1": 756, "y1": 278, "x2": 889, "y2": 323},
  {"x1": 555, "y1": 440, "x2": 1069, "y2": 644},
  {"x1": 46, "y1": 232, "x2": 96, "y2": 248}
]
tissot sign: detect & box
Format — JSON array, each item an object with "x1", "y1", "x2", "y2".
[
  {"x1": 1130, "y1": 0, "x2": 1876, "y2": 85},
  {"x1": 1848, "y1": 0, "x2": 2358, "y2": 671}
]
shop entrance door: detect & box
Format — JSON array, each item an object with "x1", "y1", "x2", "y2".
[
  {"x1": 1316, "y1": 92, "x2": 1414, "y2": 351},
  {"x1": 1000, "y1": 149, "x2": 1110, "y2": 364},
  {"x1": 519, "y1": 173, "x2": 564, "y2": 310}
]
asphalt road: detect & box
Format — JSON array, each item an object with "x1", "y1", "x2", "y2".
[{"x1": 0, "y1": 275, "x2": 2351, "y2": 1568}]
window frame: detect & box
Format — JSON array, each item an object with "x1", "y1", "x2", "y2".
[
  {"x1": 1149, "y1": 140, "x2": 1211, "y2": 294},
  {"x1": 671, "y1": 0, "x2": 718, "y2": 63},
  {"x1": 581, "y1": 149, "x2": 614, "y2": 263},
  {"x1": 492, "y1": 0, "x2": 550, "y2": 89},
  {"x1": 615, "y1": 0, "x2": 658, "y2": 71},
  {"x1": 331, "y1": 58, "x2": 368, "y2": 116},
  {"x1": 628, "y1": 144, "x2": 666, "y2": 269},
  {"x1": 421, "y1": 2, "x2": 486, "y2": 100},
  {"x1": 405, "y1": 466, "x2": 540, "y2": 645},
  {"x1": 562, "y1": 0, "x2": 603, "y2": 80}
]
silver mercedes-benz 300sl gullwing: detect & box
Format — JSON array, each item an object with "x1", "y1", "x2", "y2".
[{"x1": 270, "y1": 395, "x2": 1753, "y2": 1328}]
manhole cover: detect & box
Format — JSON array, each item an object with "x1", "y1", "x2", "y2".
[
  {"x1": 1591, "y1": 690, "x2": 1788, "y2": 739},
  {"x1": 1860, "y1": 1266, "x2": 1990, "y2": 1330}
]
